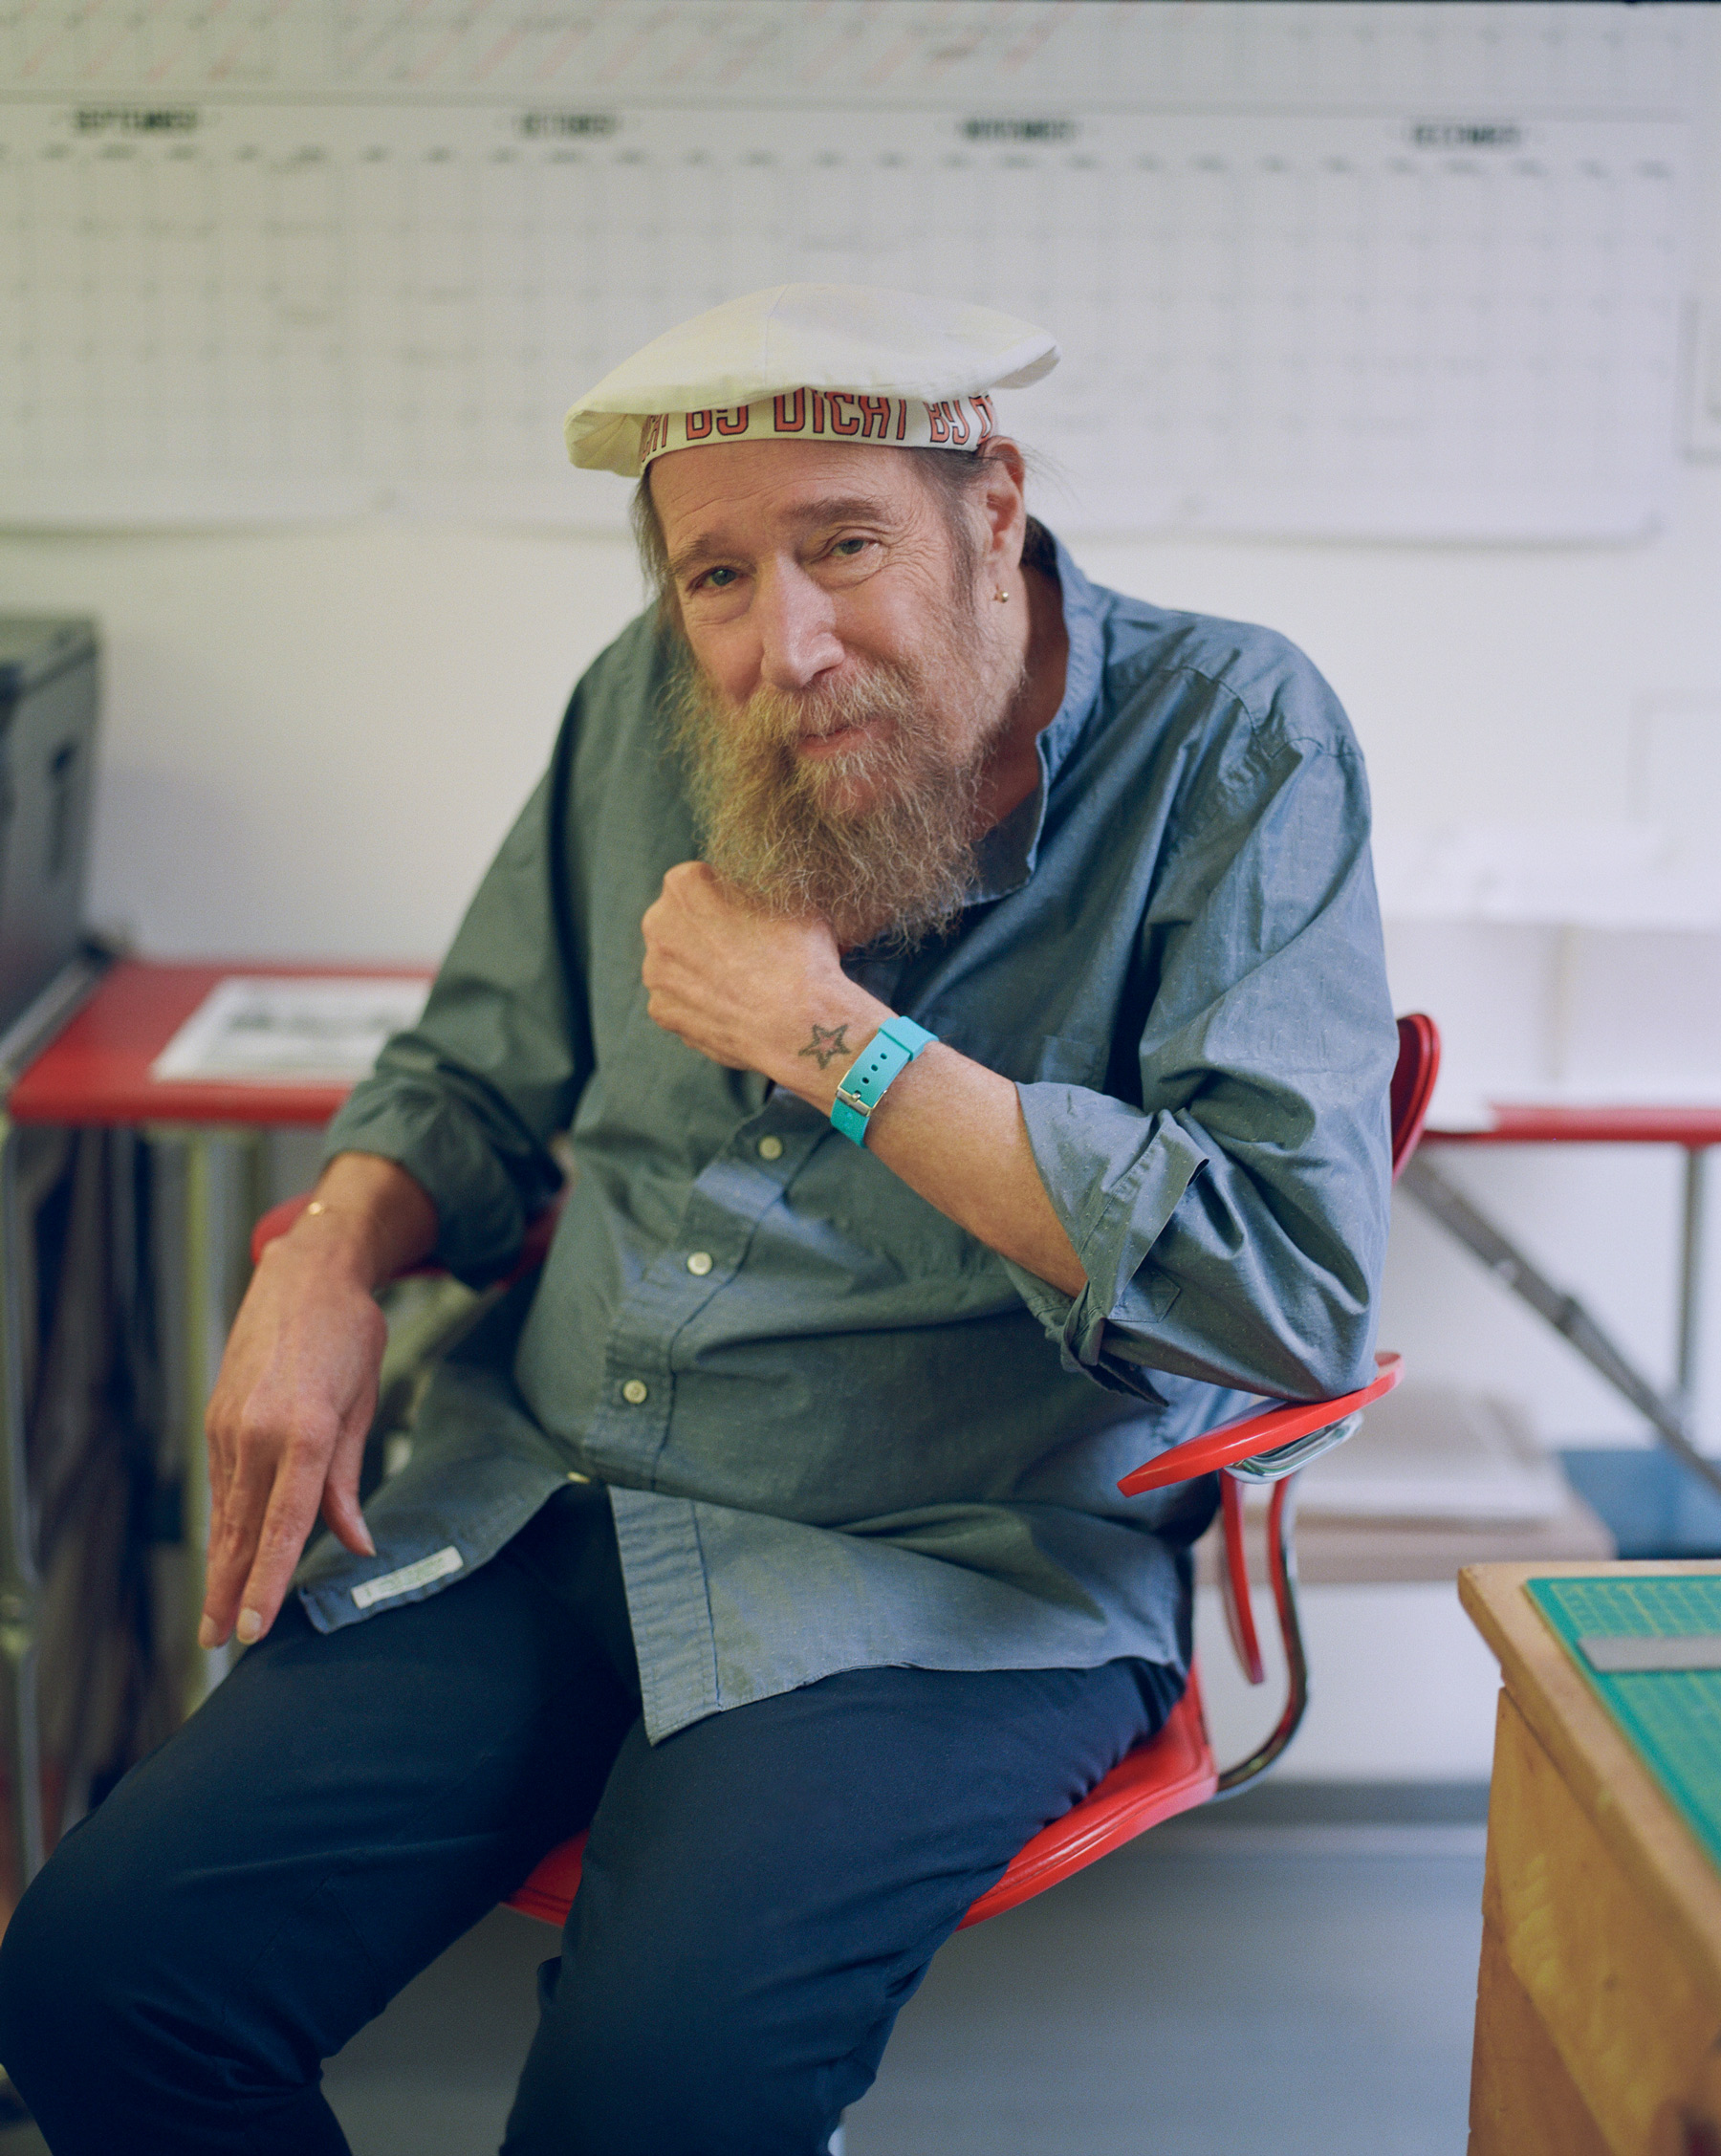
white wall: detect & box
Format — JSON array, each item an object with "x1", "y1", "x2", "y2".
[
  {"x1": 1198, "y1": 1585, "x2": 1502, "y2": 1784},
  {"x1": 1, "y1": 524, "x2": 645, "y2": 963}
]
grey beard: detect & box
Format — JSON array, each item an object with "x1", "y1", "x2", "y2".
[{"x1": 666, "y1": 648, "x2": 1008, "y2": 953}]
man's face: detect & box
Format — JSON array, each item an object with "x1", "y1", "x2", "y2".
[{"x1": 648, "y1": 439, "x2": 1023, "y2": 949}]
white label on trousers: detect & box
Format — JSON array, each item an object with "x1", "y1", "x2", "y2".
[{"x1": 351, "y1": 1545, "x2": 464, "y2": 1610}]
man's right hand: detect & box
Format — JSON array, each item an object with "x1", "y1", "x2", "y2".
[{"x1": 198, "y1": 1153, "x2": 438, "y2": 1652}]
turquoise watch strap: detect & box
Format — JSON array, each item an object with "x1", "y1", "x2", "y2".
[{"x1": 831, "y1": 1016, "x2": 938, "y2": 1146}]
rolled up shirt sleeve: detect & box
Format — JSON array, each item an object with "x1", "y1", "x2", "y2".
[
  {"x1": 1008, "y1": 685, "x2": 1397, "y2": 1407},
  {"x1": 324, "y1": 698, "x2": 595, "y2": 1285}
]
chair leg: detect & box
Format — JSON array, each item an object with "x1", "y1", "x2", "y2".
[{"x1": 1214, "y1": 1469, "x2": 1311, "y2": 1794}]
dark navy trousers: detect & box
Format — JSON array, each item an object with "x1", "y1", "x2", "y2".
[{"x1": 0, "y1": 1484, "x2": 1180, "y2": 2155}]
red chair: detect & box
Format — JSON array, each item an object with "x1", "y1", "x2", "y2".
[{"x1": 253, "y1": 1013, "x2": 1440, "y2": 1933}]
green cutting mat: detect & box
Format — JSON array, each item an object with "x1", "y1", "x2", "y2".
[{"x1": 1529, "y1": 1575, "x2": 1721, "y2": 1871}]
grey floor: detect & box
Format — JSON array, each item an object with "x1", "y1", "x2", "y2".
[{"x1": 0, "y1": 1784, "x2": 1487, "y2": 2155}]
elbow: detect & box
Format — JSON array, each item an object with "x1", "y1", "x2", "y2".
[
  {"x1": 1309, "y1": 1314, "x2": 1380, "y2": 1402},
  {"x1": 1290, "y1": 1258, "x2": 1383, "y2": 1403},
  {"x1": 1274, "y1": 1181, "x2": 1388, "y2": 1402},
  {"x1": 1222, "y1": 1231, "x2": 1381, "y2": 1405}
]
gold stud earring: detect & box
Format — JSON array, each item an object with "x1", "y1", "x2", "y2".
[{"x1": 991, "y1": 585, "x2": 1010, "y2": 603}]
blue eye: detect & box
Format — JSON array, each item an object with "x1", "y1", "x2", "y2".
[
  {"x1": 703, "y1": 566, "x2": 738, "y2": 589},
  {"x1": 833, "y1": 538, "x2": 866, "y2": 556}
]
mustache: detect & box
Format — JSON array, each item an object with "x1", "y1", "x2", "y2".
[
  {"x1": 730, "y1": 670, "x2": 913, "y2": 760},
  {"x1": 664, "y1": 650, "x2": 988, "y2": 951}
]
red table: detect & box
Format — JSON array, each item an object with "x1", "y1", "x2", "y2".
[
  {"x1": 0, "y1": 955, "x2": 430, "y2": 1894},
  {"x1": 1431, "y1": 1105, "x2": 1721, "y2": 1148},
  {"x1": 1411, "y1": 1103, "x2": 1720, "y2": 1509},
  {"x1": 6, "y1": 957, "x2": 425, "y2": 1128}
]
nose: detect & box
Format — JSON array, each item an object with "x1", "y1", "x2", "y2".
[{"x1": 753, "y1": 560, "x2": 844, "y2": 695}]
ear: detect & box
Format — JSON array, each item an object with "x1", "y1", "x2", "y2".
[{"x1": 973, "y1": 439, "x2": 1029, "y2": 578}]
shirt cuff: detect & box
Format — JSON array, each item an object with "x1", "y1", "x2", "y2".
[
  {"x1": 1007, "y1": 1083, "x2": 1210, "y2": 1392},
  {"x1": 323, "y1": 1076, "x2": 538, "y2": 1285}
]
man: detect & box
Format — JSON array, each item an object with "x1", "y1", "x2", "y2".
[{"x1": 0, "y1": 285, "x2": 1396, "y2": 2153}]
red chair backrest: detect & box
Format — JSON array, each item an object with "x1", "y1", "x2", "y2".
[{"x1": 1389, "y1": 1013, "x2": 1440, "y2": 1183}]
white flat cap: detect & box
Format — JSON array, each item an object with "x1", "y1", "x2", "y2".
[{"x1": 564, "y1": 283, "x2": 1058, "y2": 478}]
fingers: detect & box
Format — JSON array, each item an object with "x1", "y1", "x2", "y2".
[
  {"x1": 320, "y1": 1400, "x2": 377, "y2": 1559},
  {"x1": 660, "y1": 860, "x2": 713, "y2": 896},
  {"x1": 201, "y1": 1376, "x2": 381, "y2": 1649},
  {"x1": 205, "y1": 1415, "x2": 234, "y2": 1535},
  {"x1": 643, "y1": 860, "x2": 706, "y2": 938},
  {"x1": 198, "y1": 1404, "x2": 338, "y2": 1649},
  {"x1": 197, "y1": 1228, "x2": 391, "y2": 1650},
  {"x1": 199, "y1": 1455, "x2": 269, "y2": 1648},
  {"x1": 230, "y1": 1444, "x2": 332, "y2": 1645},
  {"x1": 202, "y1": 1363, "x2": 247, "y2": 1560},
  {"x1": 201, "y1": 1458, "x2": 232, "y2": 1631}
]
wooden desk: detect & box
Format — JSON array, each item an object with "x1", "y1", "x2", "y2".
[{"x1": 1460, "y1": 1559, "x2": 1721, "y2": 2156}]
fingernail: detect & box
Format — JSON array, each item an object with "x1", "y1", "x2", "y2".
[
  {"x1": 235, "y1": 1609, "x2": 262, "y2": 1645},
  {"x1": 197, "y1": 1617, "x2": 220, "y2": 1650},
  {"x1": 359, "y1": 1529, "x2": 376, "y2": 1557}
]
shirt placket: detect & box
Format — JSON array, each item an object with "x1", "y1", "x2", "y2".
[
  {"x1": 591, "y1": 1090, "x2": 830, "y2": 1737},
  {"x1": 581, "y1": 1089, "x2": 827, "y2": 1487}
]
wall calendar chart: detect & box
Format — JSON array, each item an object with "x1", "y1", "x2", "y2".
[{"x1": 0, "y1": 3, "x2": 1698, "y2": 538}]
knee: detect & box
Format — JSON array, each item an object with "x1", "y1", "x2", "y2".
[
  {"x1": 0, "y1": 1825, "x2": 120, "y2": 2109},
  {"x1": 508, "y1": 1935, "x2": 857, "y2": 2156},
  {"x1": 0, "y1": 1807, "x2": 210, "y2": 2147}
]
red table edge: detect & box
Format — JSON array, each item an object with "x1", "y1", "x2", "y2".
[
  {"x1": 1425, "y1": 1105, "x2": 1721, "y2": 1147},
  {"x1": 5, "y1": 957, "x2": 434, "y2": 1128}
]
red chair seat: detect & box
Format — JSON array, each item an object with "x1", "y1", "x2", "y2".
[
  {"x1": 503, "y1": 1667, "x2": 1219, "y2": 1933},
  {"x1": 957, "y1": 1666, "x2": 1218, "y2": 1927},
  {"x1": 507, "y1": 1829, "x2": 590, "y2": 1928}
]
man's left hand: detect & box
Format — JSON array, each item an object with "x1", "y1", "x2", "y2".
[{"x1": 642, "y1": 862, "x2": 887, "y2": 1103}]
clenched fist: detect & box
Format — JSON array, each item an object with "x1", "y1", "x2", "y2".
[{"x1": 641, "y1": 863, "x2": 887, "y2": 1106}]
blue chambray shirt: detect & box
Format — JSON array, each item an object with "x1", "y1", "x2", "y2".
[{"x1": 300, "y1": 534, "x2": 1397, "y2": 1743}]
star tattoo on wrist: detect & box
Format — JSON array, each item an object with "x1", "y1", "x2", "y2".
[{"x1": 797, "y1": 1022, "x2": 852, "y2": 1071}]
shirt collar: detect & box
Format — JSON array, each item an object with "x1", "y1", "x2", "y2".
[{"x1": 968, "y1": 528, "x2": 1106, "y2": 904}]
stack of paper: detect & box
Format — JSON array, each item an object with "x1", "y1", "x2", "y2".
[
  {"x1": 1298, "y1": 1383, "x2": 1568, "y2": 1526},
  {"x1": 151, "y1": 977, "x2": 429, "y2": 1086}
]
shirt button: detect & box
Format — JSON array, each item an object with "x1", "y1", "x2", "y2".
[
  {"x1": 757, "y1": 1135, "x2": 784, "y2": 1162},
  {"x1": 686, "y1": 1251, "x2": 713, "y2": 1276},
  {"x1": 621, "y1": 1379, "x2": 649, "y2": 1405}
]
